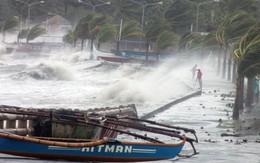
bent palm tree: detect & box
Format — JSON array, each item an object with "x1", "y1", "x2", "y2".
[
  {"x1": 216, "y1": 10, "x2": 256, "y2": 80},
  {"x1": 88, "y1": 14, "x2": 108, "y2": 59},
  {"x1": 26, "y1": 25, "x2": 46, "y2": 43},
  {"x1": 75, "y1": 13, "x2": 95, "y2": 51},
  {"x1": 17, "y1": 29, "x2": 29, "y2": 43},
  {"x1": 232, "y1": 22, "x2": 260, "y2": 120},
  {"x1": 96, "y1": 24, "x2": 116, "y2": 50},
  {"x1": 145, "y1": 19, "x2": 172, "y2": 60},
  {"x1": 1, "y1": 16, "x2": 19, "y2": 42},
  {"x1": 63, "y1": 29, "x2": 78, "y2": 47},
  {"x1": 157, "y1": 31, "x2": 179, "y2": 61},
  {"x1": 116, "y1": 19, "x2": 141, "y2": 51}
]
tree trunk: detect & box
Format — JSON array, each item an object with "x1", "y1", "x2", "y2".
[
  {"x1": 227, "y1": 48, "x2": 232, "y2": 80},
  {"x1": 239, "y1": 78, "x2": 244, "y2": 111},
  {"x1": 145, "y1": 42, "x2": 149, "y2": 61},
  {"x1": 217, "y1": 45, "x2": 222, "y2": 76},
  {"x1": 233, "y1": 76, "x2": 244, "y2": 120},
  {"x1": 232, "y1": 61, "x2": 237, "y2": 83},
  {"x1": 245, "y1": 77, "x2": 253, "y2": 108},
  {"x1": 222, "y1": 44, "x2": 227, "y2": 79},
  {"x1": 227, "y1": 58, "x2": 232, "y2": 81},
  {"x1": 81, "y1": 39, "x2": 84, "y2": 51},
  {"x1": 90, "y1": 38, "x2": 94, "y2": 60},
  {"x1": 2, "y1": 32, "x2": 5, "y2": 42},
  {"x1": 97, "y1": 43, "x2": 100, "y2": 50},
  {"x1": 116, "y1": 41, "x2": 119, "y2": 51}
]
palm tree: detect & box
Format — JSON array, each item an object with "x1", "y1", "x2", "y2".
[
  {"x1": 17, "y1": 29, "x2": 29, "y2": 43},
  {"x1": 156, "y1": 31, "x2": 179, "y2": 61},
  {"x1": 0, "y1": 16, "x2": 19, "y2": 42},
  {"x1": 178, "y1": 31, "x2": 204, "y2": 58},
  {"x1": 26, "y1": 25, "x2": 47, "y2": 43},
  {"x1": 232, "y1": 22, "x2": 260, "y2": 120},
  {"x1": 145, "y1": 19, "x2": 171, "y2": 60},
  {"x1": 88, "y1": 14, "x2": 109, "y2": 59},
  {"x1": 109, "y1": 0, "x2": 138, "y2": 20},
  {"x1": 96, "y1": 24, "x2": 117, "y2": 50},
  {"x1": 74, "y1": 13, "x2": 95, "y2": 51},
  {"x1": 63, "y1": 29, "x2": 78, "y2": 47},
  {"x1": 216, "y1": 10, "x2": 256, "y2": 80},
  {"x1": 116, "y1": 19, "x2": 141, "y2": 51},
  {"x1": 202, "y1": 31, "x2": 220, "y2": 74}
]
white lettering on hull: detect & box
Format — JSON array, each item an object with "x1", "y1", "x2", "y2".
[{"x1": 81, "y1": 145, "x2": 134, "y2": 153}]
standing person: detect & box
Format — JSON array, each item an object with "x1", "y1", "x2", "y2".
[
  {"x1": 196, "y1": 69, "x2": 202, "y2": 90},
  {"x1": 191, "y1": 64, "x2": 197, "y2": 79}
]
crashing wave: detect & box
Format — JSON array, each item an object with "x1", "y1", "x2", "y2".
[{"x1": 11, "y1": 62, "x2": 74, "y2": 80}]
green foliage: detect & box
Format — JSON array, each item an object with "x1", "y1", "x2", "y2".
[
  {"x1": 26, "y1": 25, "x2": 47, "y2": 43},
  {"x1": 17, "y1": 29, "x2": 29, "y2": 41},
  {"x1": 146, "y1": 19, "x2": 171, "y2": 41},
  {"x1": 157, "y1": 31, "x2": 179, "y2": 51},
  {"x1": 63, "y1": 29, "x2": 77, "y2": 46},
  {"x1": 1, "y1": 16, "x2": 19, "y2": 42},
  {"x1": 1, "y1": 16, "x2": 19, "y2": 32},
  {"x1": 74, "y1": 13, "x2": 95, "y2": 40},
  {"x1": 89, "y1": 14, "x2": 107, "y2": 37},
  {"x1": 234, "y1": 22, "x2": 260, "y2": 78},
  {"x1": 202, "y1": 31, "x2": 219, "y2": 50},
  {"x1": 97, "y1": 24, "x2": 116, "y2": 43},
  {"x1": 178, "y1": 32, "x2": 204, "y2": 52},
  {"x1": 119, "y1": 19, "x2": 141, "y2": 40}
]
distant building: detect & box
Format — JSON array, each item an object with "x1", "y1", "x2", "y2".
[{"x1": 39, "y1": 15, "x2": 72, "y2": 43}]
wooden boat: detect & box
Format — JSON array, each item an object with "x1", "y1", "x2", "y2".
[
  {"x1": 0, "y1": 132, "x2": 186, "y2": 162},
  {"x1": 0, "y1": 104, "x2": 138, "y2": 139},
  {"x1": 94, "y1": 46, "x2": 158, "y2": 65},
  {"x1": 0, "y1": 104, "x2": 198, "y2": 162}
]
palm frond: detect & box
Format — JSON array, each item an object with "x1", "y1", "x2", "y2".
[{"x1": 26, "y1": 25, "x2": 46, "y2": 42}]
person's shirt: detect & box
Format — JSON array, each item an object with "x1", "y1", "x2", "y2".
[{"x1": 197, "y1": 71, "x2": 202, "y2": 80}]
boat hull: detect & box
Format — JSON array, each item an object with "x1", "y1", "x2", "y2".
[
  {"x1": 95, "y1": 47, "x2": 158, "y2": 64},
  {"x1": 0, "y1": 136, "x2": 184, "y2": 162},
  {"x1": 99, "y1": 55, "x2": 157, "y2": 65}
]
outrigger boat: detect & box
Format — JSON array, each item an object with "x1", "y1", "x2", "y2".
[
  {"x1": 98, "y1": 50, "x2": 158, "y2": 64},
  {"x1": 94, "y1": 45, "x2": 158, "y2": 65},
  {"x1": 0, "y1": 104, "x2": 198, "y2": 162}
]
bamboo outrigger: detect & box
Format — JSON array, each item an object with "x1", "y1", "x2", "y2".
[{"x1": 0, "y1": 104, "x2": 198, "y2": 162}]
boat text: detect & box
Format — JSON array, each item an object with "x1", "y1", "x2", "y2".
[{"x1": 81, "y1": 145, "x2": 132, "y2": 153}]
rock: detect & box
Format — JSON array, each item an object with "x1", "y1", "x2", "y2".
[
  {"x1": 235, "y1": 140, "x2": 241, "y2": 145},
  {"x1": 221, "y1": 133, "x2": 240, "y2": 137},
  {"x1": 242, "y1": 139, "x2": 247, "y2": 143}
]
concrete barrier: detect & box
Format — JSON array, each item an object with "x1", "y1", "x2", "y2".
[{"x1": 140, "y1": 90, "x2": 201, "y2": 120}]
